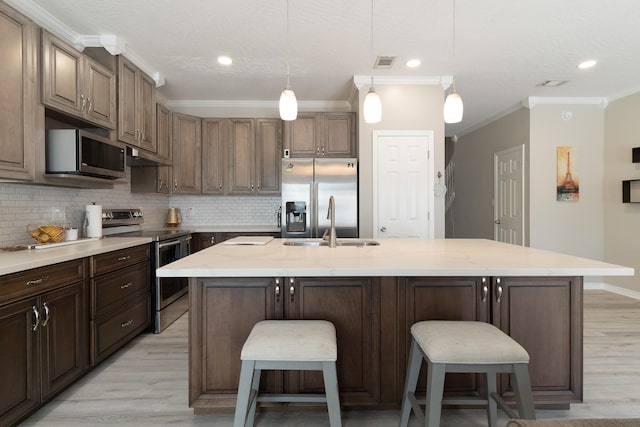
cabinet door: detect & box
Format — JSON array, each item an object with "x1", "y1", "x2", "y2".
[
  {"x1": 40, "y1": 282, "x2": 87, "y2": 400},
  {"x1": 323, "y1": 113, "x2": 356, "y2": 157},
  {"x1": 284, "y1": 113, "x2": 319, "y2": 157},
  {"x1": 192, "y1": 233, "x2": 217, "y2": 252},
  {"x1": 202, "y1": 118, "x2": 227, "y2": 194},
  {"x1": 172, "y1": 112, "x2": 202, "y2": 194},
  {"x1": 117, "y1": 56, "x2": 139, "y2": 146},
  {"x1": 85, "y1": 57, "x2": 116, "y2": 129},
  {"x1": 286, "y1": 277, "x2": 381, "y2": 407},
  {"x1": 255, "y1": 119, "x2": 282, "y2": 194},
  {"x1": 156, "y1": 104, "x2": 172, "y2": 162},
  {"x1": 402, "y1": 277, "x2": 489, "y2": 395},
  {"x1": 42, "y1": 30, "x2": 84, "y2": 117},
  {"x1": 190, "y1": 278, "x2": 282, "y2": 406},
  {"x1": 492, "y1": 276, "x2": 583, "y2": 406},
  {"x1": 228, "y1": 119, "x2": 255, "y2": 194},
  {"x1": 139, "y1": 72, "x2": 156, "y2": 153},
  {"x1": 0, "y1": 297, "x2": 39, "y2": 425},
  {"x1": 0, "y1": 4, "x2": 36, "y2": 180}
]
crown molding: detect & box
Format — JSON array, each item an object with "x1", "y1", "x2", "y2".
[
  {"x1": 353, "y1": 75, "x2": 453, "y2": 90},
  {"x1": 7, "y1": 0, "x2": 165, "y2": 87},
  {"x1": 165, "y1": 99, "x2": 352, "y2": 112},
  {"x1": 525, "y1": 96, "x2": 609, "y2": 109}
]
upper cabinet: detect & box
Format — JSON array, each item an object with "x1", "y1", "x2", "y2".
[
  {"x1": 0, "y1": 3, "x2": 38, "y2": 181},
  {"x1": 172, "y1": 112, "x2": 201, "y2": 194},
  {"x1": 42, "y1": 31, "x2": 116, "y2": 130},
  {"x1": 284, "y1": 112, "x2": 356, "y2": 158},
  {"x1": 202, "y1": 118, "x2": 226, "y2": 195},
  {"x1": 117, "y1": 56, "x2": 156, "y2": 152}
]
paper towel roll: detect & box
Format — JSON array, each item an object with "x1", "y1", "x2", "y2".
[{"x1": 86, "y1": 204, "x2": 102, "y2": 238}]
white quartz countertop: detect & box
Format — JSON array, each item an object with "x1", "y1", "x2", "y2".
[
  {"x1": 157, "y1": 238, "x2": 634, "y2": 278},
  {"x1": 0, "y1": 237, "x2": 152, "y2": 276},
  {"x1": 183, "y1": 225, "x2": 280, "y2": 233}
]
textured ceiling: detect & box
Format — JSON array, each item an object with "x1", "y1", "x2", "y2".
[{"x1": 8, "y1": 0, "x2": 640, "y2": 135}]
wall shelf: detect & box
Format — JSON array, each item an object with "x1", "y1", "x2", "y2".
[
  {"x1": 622, "y1": 179, "x2": 640, "y2": 203},
  {"x1": 633, "y1": 147, "x2": 640, "y2": 163}
]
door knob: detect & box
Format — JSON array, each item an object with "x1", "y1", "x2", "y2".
[
  {"x1": 494, "y1": 220, "x2": 501, "y2": 224},
  {"x1": 380, "y1": 226, "x2": 387, "y2": 232}
]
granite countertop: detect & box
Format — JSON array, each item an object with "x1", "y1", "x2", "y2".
[
  {"x1": 156, "y1": 238, "x2": 634, "y2": 278},
  {"x1": 0, "y1": 237, "x2": 152, "y2": 276}
]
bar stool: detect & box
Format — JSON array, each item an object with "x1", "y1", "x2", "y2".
[
  {"x1": 233, "y1": 320, "x2": 342, "y2": 427},
  {"x1": 399, "y1": 321, "x2": 536, "y2": 427}
]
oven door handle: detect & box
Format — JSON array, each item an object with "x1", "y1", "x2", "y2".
[{"x1": 158, "y1": 240, "x2": 181, "y2": 249}]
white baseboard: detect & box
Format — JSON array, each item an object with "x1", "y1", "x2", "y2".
[{"x1": 584, "y1": 281, "x2": 640, "y2": 300}]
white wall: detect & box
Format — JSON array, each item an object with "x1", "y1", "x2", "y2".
[
  {"x1": 604, "y1": 93, "x2": 640, "y2": 293},
  {"x1": 357, "y1": 84, "x2": 445, "y2": 238},
  {"x1": 529, "y1": 104, "x2": 605, "y2": 265}
]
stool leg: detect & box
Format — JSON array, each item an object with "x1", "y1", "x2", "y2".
[
  {"x1": 233, "y1": 360, "x2": 256, "y2": 427},
  {"x1": 425, "y1": 362, "x2": 446, "y2": 427},
  {"x1": 322, "y1": 361, "x2": 342, "y2": 427},
  {"x1": 485, "y1": 371, "x2": 498, "y2": 427},
  {"x1": 246, "y1": 368, "x2": 262, "y2": 426},
  {"x1": 400, "y1": 338, "x2": 423, "y2": 427},
  {"x1": 512, "y1": 364, "x2": 536, "y2": 420}
]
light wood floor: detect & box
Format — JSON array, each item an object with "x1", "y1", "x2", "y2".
[{"x1": 19, "y1": 290, "x2": 640, "y2": 426}]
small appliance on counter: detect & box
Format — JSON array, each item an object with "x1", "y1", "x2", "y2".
[
  {"x1": 85, "y1": 203, "x2": 102, "y2": 238},
  {"x1": 166, "y1": 208, "x2": 181, "y2": 226}
]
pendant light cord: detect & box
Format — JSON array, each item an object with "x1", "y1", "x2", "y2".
[
  {"x1": 286, "y1": 0, "x2": 291, "y2": 89},
  {"x1": 451, "y1": 0, "x2": 456, "y2": 92}
]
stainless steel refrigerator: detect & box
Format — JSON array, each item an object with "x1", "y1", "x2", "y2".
[{"x1": 281, "y1": 158, "x2": 358, "y2": 238}]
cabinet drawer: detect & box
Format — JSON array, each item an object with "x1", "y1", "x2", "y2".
[
  {"x1": 92, "y1": 262, "x2": 150, "y2": 316},
  {"x1": 93, "y1": 293, "x2": 150, "y2": 364},
  {"x1": 0, "y1": 259, "x2": 85, "y2": 305},
  {"x1": 90, "y1": 244, "x2": 150, "y2": 276}
]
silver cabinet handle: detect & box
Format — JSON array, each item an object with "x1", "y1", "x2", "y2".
[
  {"x1": 496, "y1": 278, "x2": 503, "y2": 303},
  {"x1": 481, "y1": 278, "x2": 488, "y2": 303},
  {"x1": 275, "y1": 278, "x2": 280, "y2": 302},
  {"x1": 42, "y1": 302, "x2": 50, "y2": 327},
  {"x1": 27, "y1": 276, "x2": 48, "y2": 286},
  {"x1": 218, "y1": 183, "x2": 223, "y2": 190},
  {"x1": 210, "y1": 236, "x2": 216, "y2": 245},
  {"x1": 121, "y1": 319, "x2": 134, "y2": 328},
  {"x1": 289, "y1": 277, "x2": 295, "y2": 302},
  {"x1": 321, "y1": 145, "x2": 325, "y2": 156},
  {"x1": 316, "y1": 146, "x2": 320, "y2": 155},
  {"x1": 32, "y1": 305, "x2": 40, "y2": 331},
  {"x1": 174, "y1": 179, "x2": 178, "y2": 190},
  {"x1": 118, "y1": 255, "x2": 131, "y2": 262},
  {"x1": 80, "y1": 94, "x2": 86, "y2": 111},
  {"x1": 120, "y1": 282, "x2": 132, "y2": 289},
  {"x1": 495, "y1": 220, "x2": 501, "y2": 224},
  {"x1": 87, "y1": 99, "x2": 93, "y2": 113}
]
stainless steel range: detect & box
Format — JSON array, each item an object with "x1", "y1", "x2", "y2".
[{"x1": 102, "y1": 208, "x2": 191, "y2": 333}]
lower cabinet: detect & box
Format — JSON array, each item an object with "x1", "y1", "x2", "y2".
[
  {"x1": 90, "y1": 244, "x2": 151, "y2": 365},
  {"x1": 190, "y1": 275, "x2": 583, "y2": 412},
  {"x1": 189, "y1": 276, "x2": 380, "y2": 410},
  {"x1": 0, "y1": 260, "x2": 87, "y2": 426}
]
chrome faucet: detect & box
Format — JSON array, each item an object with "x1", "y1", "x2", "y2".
[{"x1": 324, "y1": 195, "x2": 337, "y2": 248}]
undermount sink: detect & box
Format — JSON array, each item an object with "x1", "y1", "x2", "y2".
[{"x1": 282, "y1": 239, "x2": 380, "y2": 247}]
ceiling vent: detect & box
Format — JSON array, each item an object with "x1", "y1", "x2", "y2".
[
  {"x1": 374, "y1": 56, "x2": 396, "y2": 69},
  {"x1": 537, "y1": 80, "x2": 568, "y2": 87}
]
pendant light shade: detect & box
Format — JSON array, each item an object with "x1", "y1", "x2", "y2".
[
  {"x1": 364, "y1": 84, "x2": 382, "y2": 124},
  {"x1": 279, "y1": 88, "x2": 298, "y2": 121},
  {"x1": 443, "y1": 89, "x2": 463, "y2": 123},
  {"x1": 279, "y1": 0, "x2": 297, "y2": 121}
]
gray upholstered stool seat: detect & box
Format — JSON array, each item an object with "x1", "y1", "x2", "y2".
[
  {"x1": 233, "y1": 320, "x2": 341, "y2": 427},
  {"x1": 399, "y1": 321, "x2": 536, "y2": 427}
]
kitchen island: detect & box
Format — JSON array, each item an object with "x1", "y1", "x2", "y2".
[{"x1": 157, "y1": 238, "x2": 633, "y2": 413}]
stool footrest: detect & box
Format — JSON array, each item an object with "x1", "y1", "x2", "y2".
[
  {"x1": 490, "y1": 392, "x2": 518, "y2": 419},
  {"x1": 258, "y1": 393, "x2": 328, "y2": 403}
]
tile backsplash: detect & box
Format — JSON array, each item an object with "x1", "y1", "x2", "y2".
[{"x1": 1, "y1": 170, "x2": 281, "y2": 247}]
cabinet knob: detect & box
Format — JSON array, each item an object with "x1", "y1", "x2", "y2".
[{"x1": 218, "y1": 184, "x2": 223, "y2": 190}]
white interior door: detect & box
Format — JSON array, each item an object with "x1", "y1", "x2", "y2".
[
  {"x1": 494, "y1": 145, "x2": 525, "y2": 245},
  {"x1": 373, "y1": 131, "x2": 434, "y2": 238}
]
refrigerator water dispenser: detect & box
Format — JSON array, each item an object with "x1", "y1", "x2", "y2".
[{"x1": 285, "y1": 201, "x2": 307, "y2": 232}]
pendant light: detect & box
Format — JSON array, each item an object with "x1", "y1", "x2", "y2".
[
  {"x1": 363, "y1": 0, "x2": 381, "y2": 124},
  {"x1": 443, "y1": 0, "x2": 463, "y2": 124},
  {"x1": 279, "y1": 0, "x2": 297, "y2": 121}
]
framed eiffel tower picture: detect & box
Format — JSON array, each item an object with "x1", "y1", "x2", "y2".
[{"x1": 557, "y1": 146, "x2": 579, "y2": 201}]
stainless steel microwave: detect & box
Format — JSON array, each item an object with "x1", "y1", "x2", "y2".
[{"x1": 45, "y1": 129, "x2": 126, "y2": 179}]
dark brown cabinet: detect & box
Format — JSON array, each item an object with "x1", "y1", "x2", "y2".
[
  {"x1": 190, "y1": 276, "x2": 379, "y2": 409},
  {"x1": 0, "y1": 3, "x2": 38, "y2": 181},
  {"x1": 42, "y1": 31, "x2": 116, "y2": 130},
  {"x1": 191, "y1": 231, "x2": 280, "y2": 252},
  {"x1": 284, "y1": 112, "x2": 356, "y2": 158},
  {"x1": 0, "y1": 259, "x2": 87, "y2": 426},
  {"x1": 90, "y1": 244, "x2": 151, "y2": 365}
]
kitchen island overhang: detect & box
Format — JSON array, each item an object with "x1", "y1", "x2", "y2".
[{"x1": 156, "y1": 238, "x2": 633, "y2": 413}]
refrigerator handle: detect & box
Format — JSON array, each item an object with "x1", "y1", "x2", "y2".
[{"x1": 313, "y1": 182, "x2": 318, "y2": 238}]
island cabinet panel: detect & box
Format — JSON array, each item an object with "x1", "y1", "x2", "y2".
[
  {"x1": 492, "y1": 276, "x2": 583, "y2": 408},
  {"x1": 399, "y1": 277, "x2": 489, "y2": 398},
  {"x1": 285, "y1": 277, "x2": 381, "y2": 407}
]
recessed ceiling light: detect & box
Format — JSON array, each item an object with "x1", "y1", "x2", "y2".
[
  {"x1": 406, "y1": 59, "x2": 421, "y2": 68},
  {"x1": 577, "y1": 60, "x2": 597, "y2": 69},
  {"x1": 217, "y1": 56, "x2": 233, "y2": 65}
]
